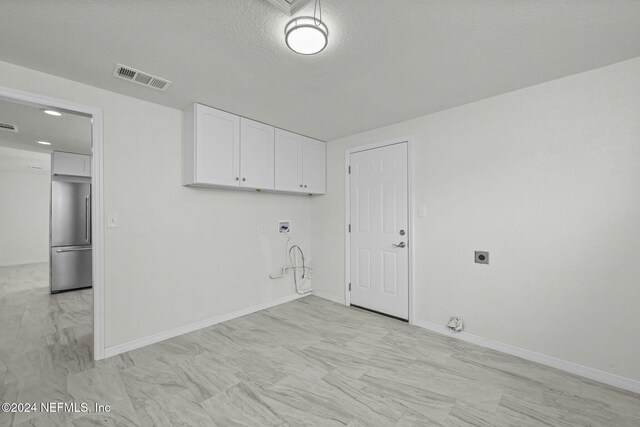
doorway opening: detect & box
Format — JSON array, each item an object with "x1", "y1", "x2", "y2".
[
  {"x1": 0, "y1": 86, "x2": 104, "y2": 361},
  {"x1": 345, "y1": 139, "x2": 412, "y2": 321}
]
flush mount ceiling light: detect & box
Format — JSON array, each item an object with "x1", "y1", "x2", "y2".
[
  {"x1": 36, "y1": 141, "x2": 52, "y2": 145},
  {"x1": 41, "y1": 109, "x2": 62, "y2": 117},
  {"x1": 285, "y1": 0, "x2": 328, "y2": 55}
]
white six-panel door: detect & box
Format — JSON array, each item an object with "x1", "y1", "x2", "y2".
[{"x1": 349, "y1": 142, "x2": 409, "y2": 319}]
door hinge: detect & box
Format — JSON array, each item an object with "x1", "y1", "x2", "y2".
[
  {"x1": 348, "y1": 165, "x2": 351, "y2": 174},
  {"x1": 348, "y1": 224, "x2": 351, "y2": 233},
  {"x1": 349, "y1": 283, "x2": 351, "y2": 291}
]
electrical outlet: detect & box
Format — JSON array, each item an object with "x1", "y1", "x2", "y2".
[{"x1": 475, "y1": 251, "x2": 489, "y2": 264}]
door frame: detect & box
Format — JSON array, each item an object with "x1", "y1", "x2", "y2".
[
  {"x1": 0, "y1": 85, "x2": 106, "y2": 360},
  {"x1": 344, "y1": 136, "x2": 414, "y2": 323}
]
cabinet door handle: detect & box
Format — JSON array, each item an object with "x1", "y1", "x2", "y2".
[
  {"x1": 235, "y1": 177, "x2": 239, "y2": 181},
  {"x1": 304, "y1": 185, "x2": 307, "y2": 188},
  {"x1": 299, "y1": 184, "x2": 303, "y2": 188},
  {"x1": 242, "y1": 178, "x2": 246, "y2": 182}
]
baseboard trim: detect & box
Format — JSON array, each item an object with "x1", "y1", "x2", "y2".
[
  {"x1": 312, "y1": 290, "x2": 345, "y2": 305},
  {"x1": 0, "y1": 260, "x2": 48, "y2": 268},
  {"x1": 104, "y1": 293, "x2": 307, "y2": 358},
  {"x1": 413, "y1": 318, "x2": 640, "y2": 394}
]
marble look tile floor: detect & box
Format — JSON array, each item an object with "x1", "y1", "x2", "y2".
[{"x1": 1, "y1": 263, "x2": 639, "y2": 426}]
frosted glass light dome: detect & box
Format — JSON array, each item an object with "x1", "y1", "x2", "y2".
[{"x1": 285, "y1": 17, "x2": 328, "y2": 55}]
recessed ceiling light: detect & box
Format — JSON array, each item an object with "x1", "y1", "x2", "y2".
[
  {"x1": 285, "y1": 0, "x2": 328, "y2": 55},
  {"x1": 41, "y1": 109, "x2": 62, "y2": 117},
  {"x1": 37, "y1": 141, "x2": 52, "y2": 145}
]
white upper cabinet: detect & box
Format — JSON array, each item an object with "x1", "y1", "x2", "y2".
[
  {"x1": 52, "y1": 151, "x2": 92, "y2": 177},
  {"x1": 183, "y1": 103, "x2": 325, "y2": 195},
  {"x1": 302, "y1": 137, "x2": 326, "y2": 194},
  {"x1": 275, "y1": 129, "x2": 303, "y2": 192},
  {"x1": 183, "y1": 103, "x2": 240, "y2": 187},
  {"x1": 240, "y1": 118, "x2": 274, "y2": 190},
  {"x1": 274, "y1": 130, "x2": 326, "y2": 195}
]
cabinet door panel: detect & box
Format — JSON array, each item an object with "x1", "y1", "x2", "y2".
[
  {"x1": 52, "y1": 152, "x2": 91, "y2": 177},
  {"x1": 195, "y1": 105, "x2": 240, "y2": 186},
  {"x1": 275, "y1": 129, "x2": 303, "y2": 193},
  {"x1": 240, "y1": 118, "x2": 274, "y2": 190},
  {"x1": 303, "y1": 137, "x2": 326, "y2": 194}
]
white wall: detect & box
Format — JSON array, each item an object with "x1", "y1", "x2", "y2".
[
  {"x1": 0, "y1": 60, "x2": 312, "y2": 348},
  {"x1": 0, "y1": 147, "x2": 50, "y2": 267},
  {"x1": 312, "y1": 57, "x2": 640, "y2": 382},
  {"x1": 3, "y1": 55, "x2": 639, "y2": 383}
]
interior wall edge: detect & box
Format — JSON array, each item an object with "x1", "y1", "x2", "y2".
[
  {"x1": 412, "y1": 318, "x2": 640, "y2": 395},
  {"x1": 310, "y1": 289, "x2": 640, "y2": 394},
  {"x1": 312, "y1": 290, "x2": 345, "y2": 305},
  {"x1": 104, "y1": 292, "x2": 307, "y2": 358},
  {"x1": 313, "y1": 291, "x2": 640, "y2": 393}
]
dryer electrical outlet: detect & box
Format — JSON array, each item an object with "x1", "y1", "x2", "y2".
[{"x1": 475, "y1": 251, "x2": 489, "y2": 264}]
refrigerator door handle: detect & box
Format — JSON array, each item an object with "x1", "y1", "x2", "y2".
[
  {"x1": 85, "y1": 195, "x2": 90, "y2": 243},
  {"x1": 56, "y1": 247, "x2": 92, "y2": 253}
]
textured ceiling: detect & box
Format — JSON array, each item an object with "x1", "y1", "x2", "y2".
[
  {"x1": 0, "y1": 99, "x2": 92, "y2": 155},
  {"x1": 0, "y1": 0, "x2": 639, "y2": 141}
]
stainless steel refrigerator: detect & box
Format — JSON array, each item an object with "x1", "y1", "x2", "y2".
[{"x1": 50, "y1": 178, "x2": 92, "y2": 293}]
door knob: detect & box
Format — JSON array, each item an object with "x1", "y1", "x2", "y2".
[{"x1": 393, "y1": 242, "x2": 406, "y2": 248}]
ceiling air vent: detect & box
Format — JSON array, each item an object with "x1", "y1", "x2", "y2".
[
  {"x1": 0, "y1": 122, "x2": 18, "y2": 133},
  {"x1": 113, "y1": 64, "x2": 172, "y2": 92}
]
